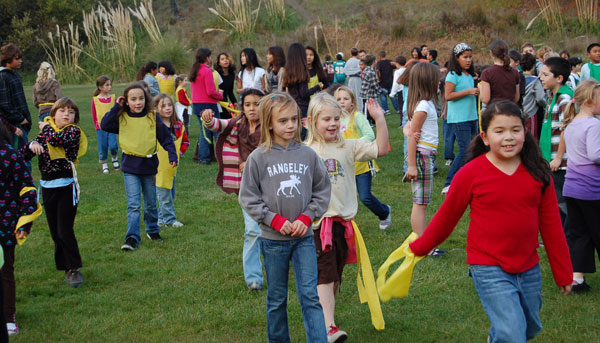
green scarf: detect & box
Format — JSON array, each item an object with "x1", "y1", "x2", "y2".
[{"x1": 540, "y1": 84, "x2": 573, "y2": 162}]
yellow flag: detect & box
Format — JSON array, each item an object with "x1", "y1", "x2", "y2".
[
  {"x1": 14, "y1": 187, "x2": 42, "y2": 246},
  {"x1": 377, "y1": 232, "x2": 425, "y2": 302}
]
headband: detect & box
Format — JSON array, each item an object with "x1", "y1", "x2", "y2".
[{"x1": 453, "y1": 43, "x2": 472, "y2": 57}]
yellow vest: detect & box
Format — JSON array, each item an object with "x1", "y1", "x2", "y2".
[
  {"x1": 156, "y1": 125, "x2": 184, "y2": 189},
  {"x1": 175, "y1": 85, "x2": 190, "y2": 104},
  {"x1": 92, "y1": 94, "x2": 115, "y2": 125},
  {"x1": 44, "y1": 116, "x2": 88, "y2": 165},
  {"x1": 156, "y1": 75, "x2": 175, "y2": 97},
  {"x1": 342, "y1": 111, "x2": 379, "y2": 175},
  {"x1": 213, "y1": 70, "x2": 221, "y2": 91},
  {"x1": 308, "y1": 74, "x2": 319, "y2": 98},
  {"x1": 118, "y1": 112, "x2": 157, "y2": 157}
]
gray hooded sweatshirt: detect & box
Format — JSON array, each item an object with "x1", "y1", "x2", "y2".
[{"x1": 239, "y1": 140, "x2": 331, "y2": 241}]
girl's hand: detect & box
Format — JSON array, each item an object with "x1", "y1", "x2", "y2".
[
  {"x1": 14, "y1": 127, "x2": 23, "y2": 137},
  {"x1": 117, "y1": 96, "x2": 125, "y2": 106},
  {"x1": 301, "y1": 117, "x2": 308, "y2": 128},
  {"x1": 549, "y1": 158, "x2": 561, "y2": 172},
  {"x1": 38, "y1": 121, "x2": 49, "y2": 131},
  {"x1": 239, "y1": 161, "x2": 246, "y2": 174},
  {"x1": 319, "y1": 82, "x2": 324, "y2": 89},
  {"x1": 29, "y1": 141, "x2": 44, "y2": 155},
  {"x1": 170, "y1": 161, "x2": 177, "y2": 168},
  {"x1": 290, "y1": 220, "x2": 308, "y2": 237},
  {"x1": 406, "y1": 165, "x2": 418, "y2": 181},
  {"x1": 470, "y1": 88, "x2": 480, "y2": 96},
  {"x1": 366, "y1": 99, "x2": 384, "y2": 122},
  {"x1": 560, "y1": 285, "x2": 572, "y2": 296},
  {"x1": 16, "y1": 230, "x2": 29, "y2": 240},
  {"x1": 201, "y1": 109, "x2": 214, "y2": 122},
  {"x1": 279, "y1": 221, "x2": 293, "y2": 235}
]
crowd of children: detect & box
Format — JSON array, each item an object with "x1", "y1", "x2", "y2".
[{"x1": 0, "y1": 38, "x2": 599, "y2": 342}]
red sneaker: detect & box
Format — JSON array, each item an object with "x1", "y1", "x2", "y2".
[{"x1": 327, "y1": 324, "x2": 347, "y2": 343}]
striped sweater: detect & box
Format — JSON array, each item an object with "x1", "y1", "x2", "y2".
[{"x1": 205, "y1": 115, "x2": 260, "y2": 194}]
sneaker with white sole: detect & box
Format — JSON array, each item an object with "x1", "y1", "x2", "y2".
[
  {"x1": 112, "y1": 157, "x2": 120, "y2": 170},
  {"x1": 6, "y1": 322, "x2": 19, "y2": 336},
  {"x1": 441, "y1": 185, "x2": 450, "y2": 195},
  {"x1": 247, "y1": 281, "x2": 263, "y2": 290},
  {"x1": 327, "y1": 325, "x2": 347, "y2": 343},
  {"x1": 66, "y1": 269, "x2": 84, "y2": 288},
  {"x1": 147, "y1": 232, "x2": 163, "y2": 242},
  {"x1": 445, "y1": 159, "x2": 453, "y2": 167},
  {"x1": 121, "y1": 237, "x2": 138, "y2": 251},
  {"x1": 379, "y1": 205, "x2": 392, "y2": 230}
]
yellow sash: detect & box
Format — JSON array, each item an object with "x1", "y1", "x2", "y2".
[
  {"x1": 14, "y1": 187, "x2": 42, "y2": 246},
  {"x1": 351, "y1": 221, "x2": 385, "y2": 330},
  {"x1": 377, "y1": 232, "x2": 424, "y2": 302},
  {"x1": 156, "y1": 75, "x2": 175, "y2": 97},
  {"x1": 156, "y1": 126, "x2": 184, "y2": 189},
  {"x1": 44, "y1": 116, "x2": 88, "y2": 165},
  {"x1": 342, "y1": 111, "x2": 380, "y2": 175},
  {"x1": 93, "y1": 95, "x2": 115, "y2": 125},
  {"x1": 119, "y1": 112, "x2": 157, "y2": 157}
]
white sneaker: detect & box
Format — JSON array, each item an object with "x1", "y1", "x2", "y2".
[
  {"x1": 170, "y1": 221, "x2": 184, "y2": 228},
  {"x1": 6, "y1": 322, "x2": 19, "y2": 336},
  {"x1": 327, "y1": 325, "x2": 347, "y2": 343},
  {"x1": 379, "y1": 205, "x2": 392, "y2": 230},
  {"x1": 441, "y1": 185, "x2": 450, "y2": 195},
  {"x1": 445, "y1": 159, "x2": 453, "y2": 167}
]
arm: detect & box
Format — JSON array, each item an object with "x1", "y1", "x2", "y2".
[
  {"x1": 0, "y1": 77, "x2": 26, "y2": 125},
  {"x1": 445, "y1": 81, "x2": 478, "y2": 101},
  {"x1": 91, "y1": 98, "x2": 100, "y2": 130},
  {"x1": 479, "y1": 81, "x2": 491, "y2": 105},
  {"x1": 366, "y1": 99, "x2": 389, "y2": 156},
  {"x1": 236, "y1": 74, "x2": 244, "y2": 94},
  {"x1": 156, "y1": 115, "x2": 178, "y2": 165},
  {"x1": 100, "y1": 102, "x2": 121, "y2": 134},
  {"x1": 277, "y1": 68, "x2": 285, "y2": 92},
  {"x1": 54, "y1": 81, "x2": 64, "y2": 100},
  {"x1": 514, "y1": 84, "x2": 520, "y2": 103},
  {"x1": 586, "y1": 122, "x2": 600, "y2": 164},
  {"x1": 201, "y1": 109, "x2": 229, "y2": 133},
  {"x1": 538, "y1": 179, "x2": 574, "y2": 287},
  {"x1": 405, "y1": 110, "x2": 427, "y2": 180},
  {"x1": 178, "y1": 124, "x2": 190, "y2": 156},
  {"x1": 60, "y1": 126, "x2": 81, "y2": 162},
  {"x1": 549, "y1": 131, "x2": 566, "y2": 171},
  {"x1": 203, "y1": 72, "x2": 223, "y2": 101},
  {"x1": 15, "y1": 150, "x2": 37, "y2": 234},
  {"x1": 177, "y1": 88, "x2": 191, "y2": 106},
  {"x1": 535, "y1": 80, "x2": 546, "y2": 108}
]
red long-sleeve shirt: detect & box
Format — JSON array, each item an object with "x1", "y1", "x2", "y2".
[
  {"x1": 410, "y1": 154, "x2": 573, "y2": 287},
  {"x1": 177, "y1": 87, "x2": 191, "y2": 106}
]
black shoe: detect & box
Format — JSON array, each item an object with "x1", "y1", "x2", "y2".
[
  {"x1": 146, "y1": 232, "x2": 163, "y2": 242},
  {"x1": 429, "y1": 248, "x2": 446, "y2": 258},
  {"x1": 121, "y1": 237, "x2": 138, "y2": 251},
  {"x1": 66, "y1": 269, "x2": 84, "y2": 288},
  {"x1": 572, "y1": 281, "x2": 591, "y2": 294}
]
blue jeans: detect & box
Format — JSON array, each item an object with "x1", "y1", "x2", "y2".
[
  {"x1": 379, "y1": 87, "x2": 399, "y2": 113},
  {"x1": 157, "y1": 176, "x2": 177, "y2": 225},
  {"x1": 261, "y1": 236, "x2": 327, "y2": 343},
  {"x1": 193, "y1": 103, "x2": 220, "y2": 163},
  {"x1": 242, "y1": 209, "x2": 263, "y2": 286},
  {"x1": 470, "y1": 264, "x2": 543, "y2": 343},
  {"x1": 444, "y1": 119, "x2": 478, "y2": 187},
  {"x1": 356, "y1": 172, "x2": 389, "y2": 220},
  {"x1": 96, "y1": 129, "x2": 119, "y2": 162},
  {"x1": 442, "y1": 119, "x2": 456, "y2": 161},
  {"x1": 123, "y1": 173, "x2": 160, "y2": 243}
]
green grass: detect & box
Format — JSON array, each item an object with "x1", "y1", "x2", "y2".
[{"x1": 11, "y1": 83, "x2": 600, "y2": 342}]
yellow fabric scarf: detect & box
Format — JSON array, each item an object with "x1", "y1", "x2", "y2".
[
  {"x1": 14, "y1": 187, "x2": 42, "y2": 245},
  {"x1": 377, "y1": 232, "x2": 424, "y2": 302}
]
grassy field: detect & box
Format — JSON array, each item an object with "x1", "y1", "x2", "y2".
[{"x1": 9, "y1": 83, "x2": 599, "y2": 342}]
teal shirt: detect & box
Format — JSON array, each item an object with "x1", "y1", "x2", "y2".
[
  {"x1": 333, "y1": 60, "x2": 346, "y2": 84},
  {"x1": 445, "y1": 71, "x2": 477, "y2": 123}
]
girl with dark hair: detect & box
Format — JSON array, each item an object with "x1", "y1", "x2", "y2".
[
  {"x1": 101, "y1": 82, "x2": 178, "y2": 251},
  {"x1": 136, "y1": 61, "x2": 160, "y2": 97},
  {"x1": 201, "y1": 88, "x2": 266, "y2": 290},
  {"x1": 189, "y1": 48, "x2": 224, "y2": 164},
  {"x1": 409, "y1": 100, "x2": 573, "y2": 342},
  {"x1": 283, "y1": 43, "x2": 323, "y2": 118},
  {"x1": 214, "y1": 52, "x2": 238, "y2": 119},
  {"x1": 480, "y1": 40, "x2": 520, "y2": 106},
  {"x1": 236, "y1": 48, "x2": 266, "y2": 93},
  {"x1": 156, "y1": 60, "x2": 177, "y2": 98},
  {"x1": 92, "y1": 75, "x2": 119, "y2": 174},
  {"x1": 441, "y1": 43, "x2": 480, "y2": 194},
  {"x1": 407, "y1": 47, "x2": 427, "y2": 65},
  {"x1": 266, "y1": 46, "x2": 286, "y2": 93},
  {"x1": 305, "y1": 46, "x2": 329, "y2": 93}
]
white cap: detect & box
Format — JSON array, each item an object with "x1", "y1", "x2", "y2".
[{"x1": 337, "y1": 52, "x2": 344, "y2": 58}]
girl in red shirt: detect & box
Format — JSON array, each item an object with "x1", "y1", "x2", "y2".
[{"x1": 409, "y1": 100, "x2": 573, "y2": 343}]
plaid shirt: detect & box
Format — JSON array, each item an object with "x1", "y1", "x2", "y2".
[
  {"x1": 547, "y1": 93, "x2": 571, "y2": 170},
  {"x1": 360, "y1": 66, "x2": 384, "y2": 99},
  {"x1": 0, "y1": 68, "x2": 31, "y2": 131}
]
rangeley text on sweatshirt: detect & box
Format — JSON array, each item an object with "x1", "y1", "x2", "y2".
[{"x1": 267, "y1": 162, "x2": 309, "y2": 177}]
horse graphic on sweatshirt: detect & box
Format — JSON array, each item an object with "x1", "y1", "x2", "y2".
[{"x1": 277, "y1": 175, "x2": 301, "y2": 196}]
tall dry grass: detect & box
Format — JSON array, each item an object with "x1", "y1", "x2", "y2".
[
  {"x1": 39, "y1": 23, "x2": 88, "y2": 84},
  {"x1": 264, "y1": 0, "x2": 287, "y2": 29},
  {"x1": 206, "y1": 0, "x2": 261, "y2": 38},
  {"x1": 129, "y1": 0, "x2": 163, "y2": 45},
  {"x1": 575, "y1": 0, "x2": 598, "y2": 32},
  {"x1": 535, "y1": 0, "x2": 564, "y2": 32}
]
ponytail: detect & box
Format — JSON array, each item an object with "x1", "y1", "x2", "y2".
[
  {"x1": 189, "y1": 48, "x2": 211, "y2": 82},
  {"x1": 136, "y1": 61, "x2": 157, "y2": 81},
  {"x1": 561, "y1": 100, "x2": 577, "y2": 130},
  {"x1": 490, "y1": 40, "x2": 511, "y2": 71},
  {"x1": 561, "y1": 79, "x2": 600, "y2": 130}
]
